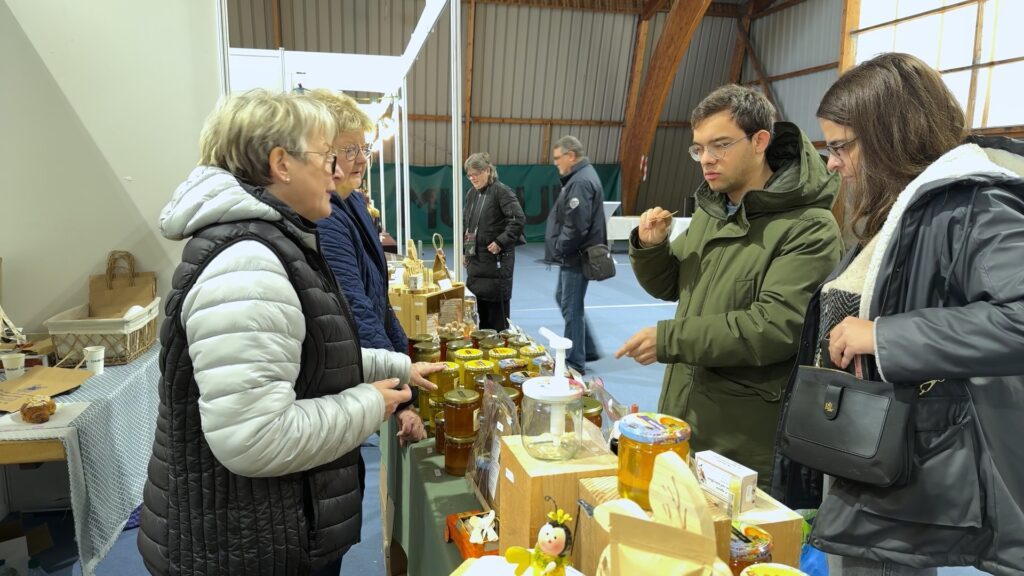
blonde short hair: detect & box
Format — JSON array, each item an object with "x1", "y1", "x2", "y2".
[
  {"x1": 198, "y1": 89, "x2": 336, "y2": 186},
  {"x1": 309, "y1": 89, "x2": 374, "y2": 135}
]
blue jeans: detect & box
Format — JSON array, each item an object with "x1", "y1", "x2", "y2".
[{"x1": 555, "y1": 266, "x2": 597, "y2": 372}]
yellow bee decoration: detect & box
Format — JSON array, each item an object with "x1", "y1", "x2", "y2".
[{"x1": 505, "y1": 502, "x2": 574, "y2": 576}]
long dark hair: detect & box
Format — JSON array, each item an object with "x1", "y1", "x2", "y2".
[{"x1": 817, "y1": 53, "x2": 967, "y2": 244}]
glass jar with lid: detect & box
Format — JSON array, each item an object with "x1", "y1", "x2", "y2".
[
  {"x1": 478, "y1": 336, "x2": 504, "y2": 359},
  {"x1": 531, "y1": 354, "x2": 555, "y2": 376},
  {"x1": 498, "y1": 329, "x2": 519, "y2": 345},
  {"x1": 582, "y1": 396, "x2": 603, "y2": 428},
  {"x1": 426, "y1": 396, "x2": 444, "y2": 437},
  {"x1": 502, "y1": 386, "x2": 522, "y2": 411},
  {"x1": 428, "y1": 361, "x2": 460, "y2": 396},
  {"x1": 507, "y1": 370, "x2": 538, "y2": 397},
  {"x1": 506, "y1": 336, "x2": 531, "y2": 355},
  {"x1": 470, "y1": 329, "x2": 498, "y2": 348},
  {"x1": 442, "y1": 337, "x2": 473, "y2": 362},
  {"x1": 434, "y1": 413, "x2": 446, "y2": 452},
  {"x1": 617, "y1": 412, "x2": 692, "y2": 510},
  {"x1": 465, "y1": 359, "x2": 497, "y2": 394},
  {"x1": 451, "y1": 348, "x2": 483, "y2": 386},
  {"x1": 518, "y1": 344, "x2": 546, "y2": 365},
  {"x1": 497, "y1": 357, "x2": 528, "y2": 386},
  {"x1": 729, "y1": 522, "x2": 773, "y2": 575},
  {"x1": 444, "y1": 389, "x2": 481, "y2": 437},
  {"x1": 521, "y1": 374, "x2": 584, "y2": 461},
  {"x1": 407, "y1": 333, "x2": 436, "y2": 358},
  {"x1": 412, "y1": 340, "x2": 441, "y2": 364},
  {"x1": 444, "y1": 434, "x2": 476, "y2": 476}
]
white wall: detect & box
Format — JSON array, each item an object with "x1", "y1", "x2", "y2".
[{"x1": 0, "y1": 0, "x2": 222, "y2": 332}]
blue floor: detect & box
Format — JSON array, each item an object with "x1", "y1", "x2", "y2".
[{"x1": 15, "y1": 243, "x2": 988, "y2": 575}]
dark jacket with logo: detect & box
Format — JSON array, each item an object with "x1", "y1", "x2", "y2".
[
  {"x1": 544, "y1": 159, "x2": 607, "y2": 268},
  {"x1": 772, "y1": 137, "x2": 1024, "y2": 574},
  {"x1": 464, "y1": 180, "x2": 525, "y2": 302}
]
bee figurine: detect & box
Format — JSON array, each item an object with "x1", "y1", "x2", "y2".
[{"x1": 505, "y1": 497, "x2": 574, "y2": 576}]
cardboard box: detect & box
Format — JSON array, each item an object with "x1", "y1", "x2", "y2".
[
  {"x1": 444, "y1": 511, "x2": 499, "y2": 559},
  {"x1": 0, "y1": 519, "x2": 54, "y2": 575},
  {"x1": 575, "y1": 476, "x2": 804, "y2": 568},
  {"x1": 497, "y1": 435, "x2": 617, "y2": 554},
  {"x1": 694, "y1": 450, "x2": 758, "y2": 514}
]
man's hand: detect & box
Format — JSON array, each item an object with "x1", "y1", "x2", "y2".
[
  {"x1": 637, "y1": 207, "x2": 674, "y2": 247},
  {"x1": 487, "y1": 242, "x2": 502, "y2": 254},
  {"x1": 615, "y1": 326, "x2": 658, "y2": 365},
  {"x1": 410, "y1": 362, "x2": 443, "y2": 392},
  {"x1": 828, "y1": 317, "x2": 875, "y2": 369},
  {"x1": 395, "y1": 407, "x2": 427, "y2": 446},
  {"x1": 372, "y1": 379, "x2": 412, "y2": 420}
]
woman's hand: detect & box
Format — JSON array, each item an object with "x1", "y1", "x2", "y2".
[
  {"x1": 828, "y1": 317, "x2": 875, "y2": 369},
  {"x1": 372, "y1": 379, "x2": 412, "y2": 420},
  {"x1": 395, "y1": 407, "x2": 427, "y2": 446},
  {"x1": 410, "y1": 362, "x2": 443, "y2": 392},
  {"x1": 487, "y1": 242, "x2": 501, "y2": 254}
]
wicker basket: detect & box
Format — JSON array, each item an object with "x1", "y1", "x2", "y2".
[{"x1": 44, "y1": 298, "x2": 160, "y2": 366}]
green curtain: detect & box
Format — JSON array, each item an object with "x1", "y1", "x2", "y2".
[{"x1": 374, "y1": 164, "x2": 621, "y2": 243}]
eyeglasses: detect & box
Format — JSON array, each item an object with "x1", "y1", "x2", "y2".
[
  {"x1": 688, "y1": 133, "x2": 755, "y2": 162},
  {"x1": 291, "y1": 149, "x2": 338, "y2": 174},
  {"x1": 466, "y1": 171, "x2": 486, "y2": 179},
  {"x1": 339, "y1": 144, "x2": 373, "y2": 161},
  {"x1": 824, "y1": 138, "x2": 857, "y2": 159}
]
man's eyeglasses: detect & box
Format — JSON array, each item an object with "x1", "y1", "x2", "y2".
[
  {"x1": 339, "y1": 144, "x2": 374, "y2": 161},
  {"x1": 688, "y1": 133, "x2": 755, "y2": 162},
  {"x1": 824, "y1": 138, "x2": 857, "y2": 159},
  {"x1": 291, "y1": 149, "x2": 338, "y2": 174},
  {"x1": 466, "y1": 171, "x2": 486, "y2": 179}
]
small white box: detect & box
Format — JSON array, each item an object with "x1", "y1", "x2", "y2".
[{"x1": 693, "y1": 450, "x2": 758, "y2": 516}]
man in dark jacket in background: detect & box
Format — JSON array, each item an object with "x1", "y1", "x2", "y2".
[{"x1": 545, "y1": 135, "x2": 608, "y2": 374}]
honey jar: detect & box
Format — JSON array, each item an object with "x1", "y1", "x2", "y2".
[
  {"x1": 418, "y1": 388, "x2": 439, "y2": 425},
  {"x1": 444, "y1": 338, "x2": 474, "y2": 363},
  {"x1": 470, "y1": 329, "x2": 498, "y2": 348},
  {"x1": 531, "y1": 354, "x2": 555, "y2": 376},
  {"x1": 583, "y1": 396, "x2": 603, "y2": 428},
  {"x1": 729, "y1": 522, "x2": 773, "y2": 575},
  {"x1": 617, "y1": 412, "x2": 692, "y2": 510},
  {"x1": 498, "y1": 329, "x2": 519, "y2": 345},
  {"x1": 439, "y1": 335, "x2": 466, "y2": 362},
  {"x1": 444, "y1": 434, "x2": 476, "y2": 476},
  {"x1": 434, "y1": 413, "x2": 446, "y2": 453},
  {"x1": 429, "y1": 361, "x2": 460, "y2": 396},
  {"x1": 478, "y1": 336, "x2": 504, "y2": 359},
  {"x1": 465, "y1": 359, "x2": 497, "y2": 394},
  {"x1": 444, "y1": 389, "x2": 481, "y2": 437},
  {"x1": 502, "y1": 386, "x2": 522, "y2": 411},
  {"x1": 507, "y1": 370, "x2": 539, "y2": 397},
  {"x1": 408, "y1": 333, "x2": 435, "y2": 358},
  {"x1": 518, "y1": 344, "x2": 546, "y2": 365},
  {"x1": 426, "y1": 396, "x2": 444, "y2": 437},
  {"x1": 412, "y1": 340, "x2": 441, "y2": 363},
  {"x1": 497, "y1": 357, "x2": 528, "y2": 386},
  {"x1": 451, "y1": 348, "x2": 483, "y2": 386}
]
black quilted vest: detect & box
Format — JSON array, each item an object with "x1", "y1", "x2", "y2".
[{"x1": 138, "y1": 194, "x2": 365, "y2": 575}]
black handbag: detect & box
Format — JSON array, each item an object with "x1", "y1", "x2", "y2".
[
  {"x1": 778, "y1": 360, "x2": 917, "y2": 487},
  {"x1": 580, "y1": 243, "x2": 616, "y2": 281}
]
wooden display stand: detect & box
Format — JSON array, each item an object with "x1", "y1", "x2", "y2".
[
  {"x1": 576, "y1": 475, "x2": 803, "y2": 571},
  {"x1": 496, "y1": 435, "x2": 618, "y2": 555},
  {"x1": 388, "y1": 282, "x2": 464, "y2": 336}
]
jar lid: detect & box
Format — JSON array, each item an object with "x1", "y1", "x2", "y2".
[
  {"x1": 522, "y1": 375, "x2": 583, "y2": 403},
  {"x1": 464, "y1": 359, "x2": 495, "y2": 372},
  {"x1": 618, "y1": 413, "x2": 691, "y2": 444},
  {"x1": 410, "y1": 333, "x2": 435, "y2": 343},
  {"x1": 438, "y1": 361, "x2": 459, "y2": 373},
  {"x1": 444, "y1": 389, "x2": 481, "y2": 405},
  {"x1": 499, "y1": 329, "x2": 519, "y2": 338},
  {"x1": 497, "y1": 357, "x2": 528, "y2": 370},
  {"x1": 502, "y1": 386, "x2": 521, "y2": 400},
  {"x1": 413, "y1": 341, "x2": 440, "y2": 352},
  {"x1": 452, "y1": 348, "x2": 483, "y2": 360},
  {"x1": 738, "y1": 564, "x2": 806, "y2": 576},
  {"x1": 520, "y1": 344, "x2": 546, "y2": 357},
  {"x1": 489, "y1": 347, "x2": 517, "y2": 360},
  {"x1": 479, "y1": 336, "x2": 503, "y2": 349},
  {"x1": 582, "y1": 396, "x2": 602, "y2": 415},
  {"x1": 507, "y1": 336, "x2": 531, "y2": 348},
  {"x1": 445, "y1": 434, "x2": 477, "y2": 445},
  {"x1": 446, "y1": 339, "x2": 473, "y2": 350},
  {"x1": 471, "y1": 329, "x2": 498, "y2": 339},
  {"x1": 729, "y1": 522, "x2": 773, "y2": 561},
  {"x1": 508, "y1": 370, "x2": 539, "y2": 385}
]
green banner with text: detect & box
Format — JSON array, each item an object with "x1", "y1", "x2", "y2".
[{"x1": 374, "y1": 164, "x2": 621, "y2": 243}]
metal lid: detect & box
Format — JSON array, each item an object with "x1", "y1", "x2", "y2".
[
  {"x1": 445, "y1": 434, "x2": 477, "y2": 445},
  {"x1": 506, "y1": 336, "x2": 531, "y2": 349},
  {"x1": 410, "y1": 333, "x2": 435, "y2": 343},
  {"x1": 446, "y1": 339, "x2": 474, "y2": 350},
  {"x1": 444, "y1": 389, "x2": 481, "y2": 405},
  {"x1": 452, "y1": 348, "x2": 483, "y2": 360},
  {"x1": 582, "y1": 396, "x2": 602, "y2": 415},
  {"x1": 464, "y1": 359, "x2": 495, "y2": 373},
  {"x1": 508, "y1": 370, "x2": 538, "y2": 385},
  {"x1": 519, "y1": 344, "x2": 546, "y2": 357},
  {"x1": 502, "y1": 386, "x2": 521, "y2": 400},
  {"x1": 618, "y1": 412, "x2": 691, "y2": 445},
  {"x1": 489, "y1": 347, "x2": 518, "y2": 359},
  {"x1": 438, "y1": 361, "x2": 459, "y2": 373},
  {"x1": 413, "y1": 341, "x2": 440, "y2": 352},
  {"x1": 479, "y1": 336, "x2": 503, "y2": 349}
]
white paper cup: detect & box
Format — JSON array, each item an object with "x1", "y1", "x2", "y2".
[
  {"x1": 1, "y1": 353, "x2": 27, "y2": 380},
  {"x1": 83, "y1": 346, "x2": 105, "y2": 376}
]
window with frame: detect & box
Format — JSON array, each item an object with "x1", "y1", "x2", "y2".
[{"x1": 843, "y1": 0, "x2": 1024, "y2": 135}]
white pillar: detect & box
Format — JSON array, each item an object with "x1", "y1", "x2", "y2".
[{"x1": 449, "y1": 0, "x2": 464, "y2": 281}]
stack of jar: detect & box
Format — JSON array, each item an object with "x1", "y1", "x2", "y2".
[
  {"x1": 443, "y1": 388, "x2": 481, "y2": 476},
  {"x1": 424, "y1": 361, "x2": 459, "y2": 439}
]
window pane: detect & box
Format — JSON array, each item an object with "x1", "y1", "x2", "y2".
[
  {"x1": 941, "y1": 71, "x2": 972, "y2": 119},
  {"x1": 981, "y1": 0, "x2": 1024, "y2": 62},
  {"x1": 859, "y1": 0, "x2": 898, "y2": 30},
  {"x1": 973, "y1": 67, "x2": 991, "y2": 128},
  {"x1": 937, "y1": 5, "x2": 979, "y2": 70},
  {"x1": 896, "y1": 0, "x2": 946, "y2": 19},
  {"x1": 981, "y1": 61, "x2": 1024, "y2": 127},
  {"x1": 894, "y1": 16, "x2": 942, "y2": 66},
  {"x1": 855, "y1": 27, "x2": 896, "y2": 65}
]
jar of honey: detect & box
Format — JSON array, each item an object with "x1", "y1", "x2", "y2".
[
  {"x1": 408, "y1": 333, "x2": 435, "y2": 358},
  {"x1": 502, "y1": 386, "x2": 522, "y2": 411},
  {"x1": 438, "y1": 334, "x2": 464, "y2": 361},
  {"x1": 518, "y1": 344, "x2": 546, "y2": 365},
  {"x1": 531, "y1": 354, "x2": 555, "y2": 376},
  {"x1": 434, "y1": 413, "x2": 446, "y2": 453},
  {"x1": 412, "y1": 340, "x2": 441, "y2": 363},
  {"x1": 444, "y1": 389, "x2": 481, "y2": 437},
  {"x1": 507, "y1": 370, "x2": 539, "y2": 397},
  {"x1": 465, "y1": 359, "x2": 497, "y2": 394},
  {"x1": 617, "y1": 412, "x2": 692, "y2": 510},
  {"x1": 426, "y1": 396, "x2": 444, "y2": 437},
  {"x1": 729, "y1": 522, "x2": 773, "y2": 575},
  {"x1": 428, "y1": 361, "x2": 460, "y2": 396},
  {"x1": 444, "y1": 434, "x2": 476, "y2": 476},
  {"x1": 478, "y1": 336, "x2": 504, "y2": 359},
  {"x1": 506, "y1": 336, "x2": 531, "y2": 354},
  {"x1": 418, "y1": 388, "x2": 439, "y2": 425},
  {"x1": 497, "y1": 357, "x2": 528, "y2": 386},
  {"x1": 451, "y1": 348, "x2": 483, "y2": 387},
  {"x1": 498, "y1": 329, "x2": 519, "y2": 345},
  {"x1": 583, "y1": 396, "x2": 603, "y2": 428},
  {"x1": 470, "y1": 329, "x2": 498, "y2": 348},
  {"x1": 445, "y1": 338, "x2": 474, "y2": 363}
]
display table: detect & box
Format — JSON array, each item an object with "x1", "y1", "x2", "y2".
[
  {"x1": 380, "y1": 420, "x2": 482, "y2": 576},
  {"x1": 0, "y1": 346, "x2": 161, "y2": 576}
]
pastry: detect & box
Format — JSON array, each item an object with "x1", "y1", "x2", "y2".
[{"x1": 20, "y1": 395, "x2": 55, "y2": 424}]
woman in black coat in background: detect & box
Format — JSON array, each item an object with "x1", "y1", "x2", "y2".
[{"x1": 462, "y1": 152, "x2": 525, "y2": 330}]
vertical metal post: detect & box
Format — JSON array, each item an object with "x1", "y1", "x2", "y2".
[
  {"x1": 393, "y1": 95, "x2": 404, "y2": 249},
  {"x1": 402, "y1": 79, "x2": 413, "y2": 249},
  {"x1": 449, "y1": 0, "x2": 464, "y2": 280}
]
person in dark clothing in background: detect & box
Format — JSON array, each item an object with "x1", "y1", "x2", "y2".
[{"x1": 462, "y1": 152, "x2": 525, "y2": 331}]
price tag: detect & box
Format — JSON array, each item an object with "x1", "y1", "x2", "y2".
[{"x1": 434, "y1": 469, "x2": 442, "y2": 478}]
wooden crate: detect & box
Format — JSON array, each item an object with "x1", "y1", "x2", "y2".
[
  {"x1": 388, "y1": 283, "x2": 465, "y2": 337},
  {"x1": 575, "y1": 476, "x2": 803, "y2": 569},
  {"x1": 497, "y1": 435, "x2": 617, "y2": 555}
]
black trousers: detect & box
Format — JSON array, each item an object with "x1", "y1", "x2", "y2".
[{"x1": 477, "y1": 298, "x2": 511, "y2": 331}]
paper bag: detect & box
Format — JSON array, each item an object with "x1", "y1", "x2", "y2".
[
  {"x1": 0, "y1": 366, "x2": 90, "y2": 412},
  {"x1": 88, "y1": 251, "x2": 156, "y2": 318}
]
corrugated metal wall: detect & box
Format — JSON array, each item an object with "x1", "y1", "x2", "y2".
[{"x1": 742, "y1": 0, "x2": 843, "y2": 142}]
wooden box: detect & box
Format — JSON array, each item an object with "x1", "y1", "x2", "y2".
[
  {"x1": 388, "y1": 283, "x2": 464, "y2": 337},
  {"x1": 575, "y1": 476, "x2": 804, "y2": 569},
  {"x1": 497, "y1": 435, "x2": 617, "y2": 554}
]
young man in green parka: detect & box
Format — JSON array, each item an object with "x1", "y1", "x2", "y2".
[{"x1": 616, "y1": 85, "x2": 843, "y2": 486}]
